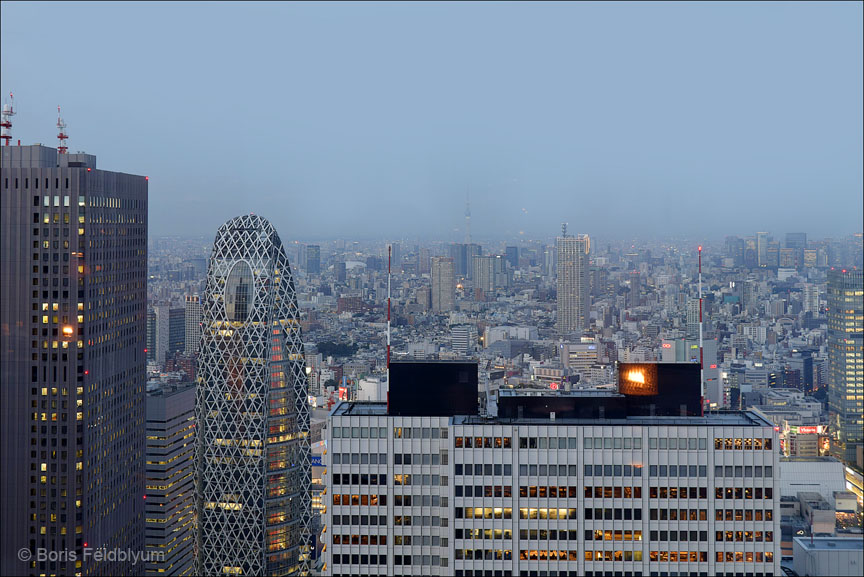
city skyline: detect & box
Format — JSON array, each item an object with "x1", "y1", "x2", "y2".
[{"x1": 2, "y1": 1, "x2": 862, "y2": 240}]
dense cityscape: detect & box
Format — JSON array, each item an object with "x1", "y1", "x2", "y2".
[{"x1": 2, "y1": 2, "x2": 863, "y2": 577}]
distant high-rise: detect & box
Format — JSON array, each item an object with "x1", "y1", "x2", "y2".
[
  {"x1": 756, "y1": 232, "x2": 770, "y2": 268},
  {"x1": 827, "y1": 269, "x2": 863, "y2": 464},
  {"x1": 1, "y1": 145, "x2": 148, "y2": 575},
  {"x1": 306, "y1": 244, "x2": 320, "y2": 274},
  {"x1": 505, "y1": 245, "x2": 519, "y2": 268},
  {"x1": 431, "y1": 257, "x2": 455, "y2": 313},
  {"x1": 556, "y1": 234, "x2": 590, "y2": 334},
  {"x1": 196, "y1": 214, "x2": 310, "y2": 575},
  {"x1": 145, "y1": 382, "x2": 196, "y2": 576},
  {"x1": 184, "y1": 294, "x2": 202, "y2": 353}
]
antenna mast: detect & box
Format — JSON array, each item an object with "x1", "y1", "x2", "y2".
[
  {"x1": 698, "y1": 245, "x2": 704, "y2": 415},
  {"x1": 56, "y1": 106, "x2": 68, "y2": 154},
  {"x1": 1, "y1": 92, "x2": 15, "y2": 146},
  {"x1": 465, "y1": 191, "x2": 471, "y2": 244}
]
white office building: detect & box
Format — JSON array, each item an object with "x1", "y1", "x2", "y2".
[{"x1": 324, "y1": 406, "x2": 781, "y2": 576}]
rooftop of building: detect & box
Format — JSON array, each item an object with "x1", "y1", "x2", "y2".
[
  {"x1": 331, "y1": 401, "x2": 773, "y2": 427},
  {"x1": 780, "y1": 456, "x2": 843, "y2": 463},
  {"x1": 793, "y1": 536, "x2": 864, "y2": 551},
  {"x1": 145, "y1": 381, "x2": 195, "y2": 397}
]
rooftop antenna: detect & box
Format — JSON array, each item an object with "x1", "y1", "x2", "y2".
[
  {"x1": 698, "y1": 245, "x2": 705, "y2": 415},
  {"x1": 1, "y1": 92, "x2": 15, "y2": 146},
  {"x1": 386, "y1": 244, "x2": 392, "y2": 413},
  {"x1": 56, "y1": 106, "x2": 68, "y2": 154},
  {"x1": 465, "y1": 190, "x2": 471, "y2": 244}
]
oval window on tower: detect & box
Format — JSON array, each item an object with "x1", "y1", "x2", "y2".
[{"x1": 224, "y1": 261, "x2": 254, "y2": 322}]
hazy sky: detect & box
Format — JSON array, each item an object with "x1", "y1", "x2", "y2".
[{"x1": 2, "y1": 1, "x2": 861, "y2": 242}]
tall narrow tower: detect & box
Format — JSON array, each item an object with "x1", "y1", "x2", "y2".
[
  {"x1": 557, "y1": 230, "x2": 590, "y2": 335},
  {"x1": 196, "y1": 214, "x2": 310, "y2": 575},
  {"x1": 56, "y1": 106, "x2": 68, "y2": 154}
]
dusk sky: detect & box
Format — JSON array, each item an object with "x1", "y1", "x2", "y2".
[{"x1": 1, "y1": 1, "x2": 861, "y2": 242}]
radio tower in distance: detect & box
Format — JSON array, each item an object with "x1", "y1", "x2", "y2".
[{"x1": 56, "y1": 106, "x2": 68, "y2": 154}]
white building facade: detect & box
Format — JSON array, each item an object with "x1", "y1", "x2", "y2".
[{"x1": 324, "y1": 407, "x2": 781, "y2": 576}]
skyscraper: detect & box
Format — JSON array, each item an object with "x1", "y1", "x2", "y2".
[
  {"x1": 556, "y1": 234, "x2": 590, "y2": 334},
  {"x1": 431, "y1": 256, "x2": 455, "y2": 313},
  {"x1": 756, "y1": 232, "x2": 770, "y2": 268},
  {"x1": 827, "y1": 269, "x2": 863, "y2": 463},
  {"x1": 1, "y1": 145, "x2": 148, "y2": 575},
  {"x1": 184, "y1": 294, "x2": 202, "y2": 354},
  {"x1": 145, "y1": 382, "x2": 196, "y2": 576},
  {"x1": 305, "y1": 244, "x2": 320, "y2": 274},
  {"x1": 196, "y1": 214, "x2": 310, "y2": 575}
]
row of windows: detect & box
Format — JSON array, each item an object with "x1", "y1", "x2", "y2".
[
  {"x1": 329, "y1": 514, "x2": 387, "y2": 526},
  {"x1": 393, "y1": 554, "x2": 446, "y2": 566},
  {"x1": 648, "y1": 551, "x2": 711, "y2": 563},
  {"x1": 456, "y1": 485, "x2": 513, "y2": 498},
  {"x1": 393, "y1": 427, "x2": 448, "y2": 439},
  {"x1": 394, "y1": 453, "x2": 447, "y2": 466},
  {"x1": 393, "y1": 474, "x2": 447, "y2": 486},
  {"x1": 392, "y1": 515, "x2": 447, "y2": 527},
  {"x1": 645, "y1": 465, "x2": 708, "y2": 478},
  {"x1": 714, "y1": 551, "x2": 775, "y2": 562},
  {"x1": 584, "y1": 437, "x2": 645, "y2": 450},
  {"x1": 582, "y1": 465, "x2": 647, "y2": 477},
  {"x1": 584, "y1": 550, "x2": 648, "y2": 562},
  {"x1": 648, "y1": 530, "x2": 710, "y2": 542},
  {"x1": 715, "y1": 487, "x2": 774, "y2": 500},
  {"x1": 518, "y1": 529, "x2": 579, "y2": 541},
  {"x1": 456, "y1": 437, "x2": 512, "y2": 448},
  {"x1": 714, "y1": 465, "x2": 773, "y2": 478},
  {"x1": 716, "y1": 509, "x2": 774, "y2": 521},
  {"x1": 584, "y1": 508, "x2": 643, "y2": 520},
  {"x1": 329, "y1": 426, "x2": 389, "y2": 438},
  {"x1": 648, "y1": 437, "x2": 709, "y2": 450},
  {"x1": 714, "y1": 438, "x2": 774, "y2": 450},
  {"x1": 394, "y1": 495, "x2": 447, "y2": 507},
  {"x1": 648, "y1": 509, "x2": 708, "y2": 521},
  {"x1": 518, "y1": 550, "x2": 579, "y2": 562},
  {"x1": 455, "y1": 507, "x2": 513, "y2": 520},
  {"x1": 331, "y1": 494, "x2": 386, "y2": 506},
  {"x1": 586, "y1": 530, "x2": 643, "y2": 541},
  {"x1": 456, "y1": 549, "x2": 513, "y2": 561},
  {"x1": 330, "y1": 453, "x2": 387, "y2": 465},
  {"x1": 457, "y1": 528, "x2": 514, "y2": 540},
  {"x1": 8, "y1": 178, "x2": 70, "y2": 190},
  {"x1": 330, "y1": 534, "x2": 387, "y2": 545},
  {"x1": 330, "y1": 553, "x2": 385, "y2": 565},
  {"x1": 583, "y1": 486, "x2": 644, "y2": 499},
  {"x1": 456, "y1": 464, "x2": 513, "y2": 476},
  {"x1": 393, "y1": 535, "x2": 447, "y2": 546},
  {"x1": 330, "y1": 473, "x2": 387, "y2": 486},
  {"x1": 715, "y1": 530, "x2": 774, "y2": 542},
  {"x1": 519, "y1": 508, "x2": 578, "y2": 520},
  {"x1": 649, "y1": 487, "x2": 709, "y2": 499}
]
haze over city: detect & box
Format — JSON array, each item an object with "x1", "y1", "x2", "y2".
[{"x1": 1, "y1": 1, "x2": 862, "y2": 241}]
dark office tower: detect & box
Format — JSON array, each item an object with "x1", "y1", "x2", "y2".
[
  {"x1": 168, "y1": 306, "x2": 185, "y2": 356},
  {"x1": 449, "y1": 242, "x2": 467, "y2": 276},
  {"x1": 1, "y1": 145, "x2": 148, "y2": 576},
  {"x1": 505, "y1": 245, "x2": 519, "y2": 269},
  {"x1": 196, "y1": 214, "x2": 310, "y2": 576},
  {"x1": 335, "y1": 261, "x2": 347, "y2": 283},
  {"x1": 724, "y1": 236, "x2": 745, "y2": 266},
  {"x1": 827, "y1": 269, "x2": 864, "y2": 464},
  {"x1": 305, "y1": 244, "x2": 320, "y2": 274},
  {"x1": 785, "y1": 232, "x2": 807, "y2": 268},
  {"x1": 465, "y1": 242, "x2": 482, "y2": 280}
]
